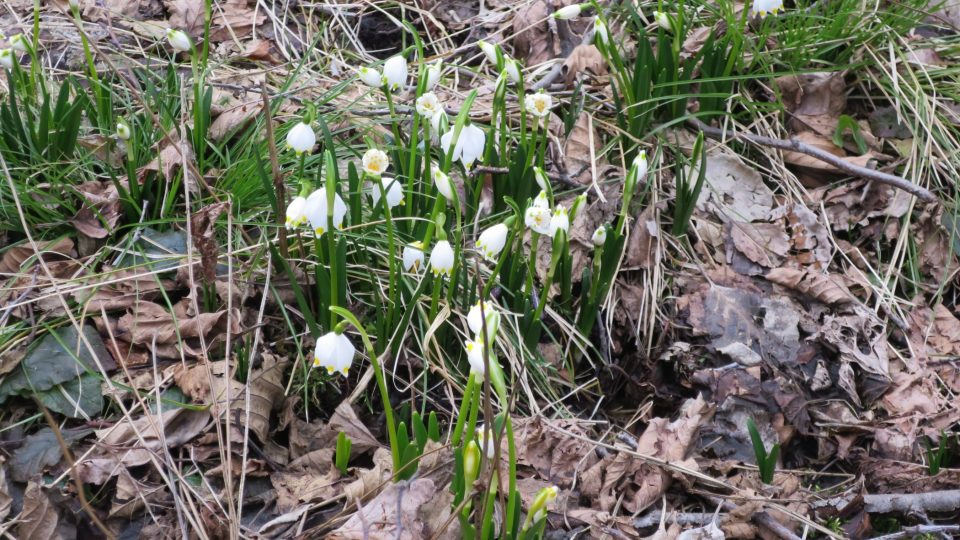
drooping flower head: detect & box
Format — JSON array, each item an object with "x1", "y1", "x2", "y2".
[
  {"x1": 465, "y1": 338, "x2": 492, "y2": 377},
  {"x1": 591, "y1": 225, "x2": 607, "y2": 247},
  {"x1": 476, "y1": 223, "x2": 509, "y2": 261},
  {"x1": 362, "y1": 148, "x2": 390, "y2": 177},
  {"x1": 430, "y1": 240, "x2": 455, "y2": 278},
  {"x1": 593, "y1": 17, "x2": 608, "y2": 44},
  {"x1": 305, "y1": 188, "x2": 347, "y2": 236},
  {"x1": 358, "y1": 66, "x2": 382, "y2": 87},
  {"x1": 0, "y1": 49, "x2": 13, "y2": 70},
  {"x1": 424, "y1": 60, "x2": 443, "y2": 91},
  {"x1": 383, "y1": 55, "x2": 408, "y2": 90},
  {"x1": 475, "y1": 425, "x2": 497, "y2": 459},
  {"x1": 548, "y1": 206, "x2": 570, "y2": 238},
  {"x1": 432, "y1": 165, "x2": 455, "y2": 202},
  {"x1": 477, "y1": 40, "x2": 499, "y2": 66},
  {"x1": 286, "y1": 121, "x2": 316, "y2": 154},
  {"x1": 371, "y1": 177, "x2": 404, "y2": 208},
  {"x1": 415, "y1": 92, "x2": 442, "y2": 119},
  {"x1": 440, "y1": 123, "x2": 486, "y2": 169},
  {"x1": 165, "y1": 28, "x2": 192, "y2": 52},
  {"x1": 115, "y1": 118, "x2": 132, "y2": 141},
  {"x1": 9, "y1": 34, "x2": 27, "y2": 53},
  {"x1": 467, "y1": 300, "x2": 501, "y2": 340},
  {"x1": 313, "y1": 331, "x2": 356, "y2": 376},
  {"x1": 402, "y1": 241, "x2": 426, "y2": 272},
  {"x1": 523, "y1": 486, "x2": 559, "y2": 530},
  {"x1": 503, "y1": 57, "x2": 521, "y2": 84},
  {"x1": 285, "y1": 196, "x2": 308, "y2": 229}
]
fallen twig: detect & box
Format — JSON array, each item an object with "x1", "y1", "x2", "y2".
[
  {"x1": 688, "y1": 118, "x2": 937, "y2": 203},
  {"x1": 471, "y1": 165, "x2": 582, "y2": 189},
  {"x1": 634, "y1": 511, "x2": 726, "y2": 528},
  {"x1": 869, "y1": 524, "x2": 960, "y2": 540},
  {"x1": 863, "y1": 489, "x2": 960, "y2": 514},
  {"x1": 707, "y1": 496, "x2": 802, "y2": 540}
]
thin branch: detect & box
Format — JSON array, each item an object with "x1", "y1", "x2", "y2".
[
  {"x1": 869, "y1": 524, "x2": 960, "y2": 540},
  {"x1": 688, "y1": 118, "x2": 937, "y2": 203}
]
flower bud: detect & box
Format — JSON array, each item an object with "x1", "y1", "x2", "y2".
[
  {"x1": 165, "y1": 28, "x2": 192, "y2": 52},
  {"x1": 591, "y1": 225, "x2": 607, "y2": 247},
  {"x1": 553, "y1": 3, "x2": 583, "y2": 19},
  {"x1": 115, "y1": 118, "x2": 132, "y2": 141}
]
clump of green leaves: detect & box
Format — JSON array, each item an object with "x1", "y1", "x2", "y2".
[
  {"x1": 671, "y1": 131, "x2": 707, "y2": 237},
  {"x1": 747, "y1": 417, "x2": 780, "y2": 484}
]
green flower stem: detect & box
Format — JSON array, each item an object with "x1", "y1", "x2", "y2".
[
  {"x1": 527, "y1": 234, "x2": 564, "y2": 348},
  {"x1": 330, "y1": 306, "x2": 401, "y2": 473},
  {"x1": 125, "y1": 141, "x2": 139, "y2": 203},
  {"x1": 325, "y1": 158, "x2": 340, "y2": 328},
  {"x1": 451, "y1": 374, "x2": 477, "y2": 447},
  {"x1": 378, "y1": 178, "x2": 399, "y2": 336},
  {"x1": 480, "y1": 227, "x2": 518, "y2": 300},
  {"x1": 523, "y1": 232, "x2": 540, "y2": 304},
  {"x1": 536, "y1": 116, "x2": 549, "y2": 168},
  {"x1": 72, "y1": 8, "x2": 104, "y2": 127},
  {"x1": 479, "y1": 471, "x2": 500, "y2": 539},
  {"x1": 465, "y1": 375, "x2": 481, "y2": 443},
  {"x1": 407, "y1": 122, "x2": 429, "y2": 228},
  {"x1": 503, "y1": 415, "x2": 519, "y2": 533}
]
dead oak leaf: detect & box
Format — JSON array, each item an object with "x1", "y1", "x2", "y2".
[{"x1": 765, "y1": 267, "x2": 856, "y2": 305}]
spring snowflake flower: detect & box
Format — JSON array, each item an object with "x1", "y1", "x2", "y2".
[
  {"x1": 115, "y1": 119, "x2": 132, "y2": 141},
  {"x1": 467, "y1": 300, "x2": 501, "y2": 339},
  {"x1": 632, "y1": 150, "x2": 648, "y2": 183},
  {"x1": 503, "y1": 58, "x2": 521, "y2": 84},
  {"x1": 430, "y1": 108, "x2": 448, "y2": 134},
  {"x1": 476, "y1": 223, "x2": 509, "y2": 261},
  {"x1": 402, "y1": 241, "x2": 425, "y2": 272},
  {"x1": 525, "y1": 206, "x2": 552, "y2": 235},
  {"x1": 0, "y1": 49, "x2": 13, "y2": 70},
  {"x1": 475, "y1": 425, "x2": 497, "y2": 459},
  {"x1": 465, "y1": 338, "x2": 492, "y2": 376},
  {"x1": 285, "y1": 196, "x2": 308, "y2": 228},
  {"x1": 362, "y1": 148, "x2": 390, "y2": 177},
  {"x1": 477, "y1": 40, "x2": 499, "y2": 65},
  {"x1": 415, "y1": 92, "x2": 442, "y2": 119},
  {"x1": 751, "y1": 0, "x2": 784, "y2": 16},
  {"x1": 524, "y1": 486, "x2": 559, "y2": 530},
  {"x1": 313, "y1": 331, "x2": 356, "y2": 376},
  {"x1": 432, "y1": 165, "x2": 455, "y2": 202},
  {"x1": 430, "y1": 240, "x2": 455, "y2": 278},
  {"x1": 9, "y1": 34, "x2": 27, "y2": 53},
  {"x1": 533, "y1": 167, "x2": 549, "y2": 190},
  {"x1": 533, "y1": 190, "x2": 550, "y2": 208},
  {"x1": 286, "y1": 121, "x2": 316, "y2": 154},
  {"x1": 358, "y1": 66, "x2": 382, "y2": 87},
  {"x1": 553, "y1": 3, "x2": 583, "y2": 19},
  {"x1": 424, "y1": 60, "x2": 443, "y2": 91},
  {"x1": 371, "y1": 177, "x2": 404, "y2": 208},
  {"x1": 591, "y1": 225, "x2": 607, "y2": 247},
  {"x1": 548, "y1": 206, "x2": 570, "y2": 238},
  {"x1": 166, "y1": 28, "x2": 192, "y2": 52},
  {"x1": 654, "y1": 10, "x2": 671, "y2": 30},
  {"x1": 593, "y1": 17, "x2": 608, "y2": 44},
  {"x1": 440, "y1": 123, "x2": 486, "y2": 169},
  {"x1": 383, "y1": 55, "x2": 408, "y2": 90},
  {"x1": 525, "y1": 91, "x2": 553, "y2": 118},
  {"x1": 305, "y1": 188, "x2": 347, "y2": 236}
]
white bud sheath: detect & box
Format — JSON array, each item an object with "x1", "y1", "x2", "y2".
[
  {"x1": 424, "y1": 61, "x2": 442, "y2": 90},
  {"x1": 593, "y1": 17, "x2": 608, "y2": 43},
  {"x1": 477, "y1": 40, "x2": 499, "y2": 65}
]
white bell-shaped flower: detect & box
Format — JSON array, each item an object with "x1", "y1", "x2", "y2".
[
  {"x1": 166, "y1": 28, "x2": 192, "y2": 52},
  {"x1": 285, "y1": 196, "x2": 308, "y2": 228},
  {"x1": 286, "y1": 122, "x2": 316, "y2": 154},
  {"x1": 525, "y1": 91, "x2": 553, "y2": 118},
  {"x1": 477, "y1": 40, "x2": 499, "y2": 65},
  {"x1": 402, "y1": 241, "x2": 425, "y2": 272},
  {"x1": 424, "y1": 60, "x2": 442, "y2": 90},
  {"x1": 371, "y1": 177, "x2": 404, "y2": 208},
  {"x1": 467, "y1": 300, "x2": 501, "y2": 339},
  {"x1": 415, "y1": 92, "x2": 442, "y2": 119},
  {"x1": 476, "y1": 223, "x2": 509, "y2": 261},
  {"x1": 430, "y1": 240, "x2": 455, "y2": 278},
  {"x1": 115, "y1": 119, "x2": 132, "y2": 141},
  {"x1": 593, "y1": 17, "x2": 608, "y2": 44},
  {"x1": 525, "y1": 206, "x2": 552, "y2": 235},
  {"x1": 441, "y1": 124, "x2": 486, "y2": 169},
  {"x1": 358, "y1": 66, "x2": 383, "y2": 87},
  {"x1": 9, "y1": 34, "x2": 27, "y2": 53},
  {"x1": 0, "y1": 49, "x2": 13, "y2": 70},
  {"x1": 313, "y1": 331, "x2": 356, "y2": 376},
  {"x1": 591, "y1": 225, "x2": 607, "y2": 247},
  {"x1": 751, "y1": 0, "x2": 784, "y2": 16},
  {"x1": 632, "y1": 150, "x2": 648, "y2": 183},
  {"x1": 533, "y1": 167, "x2": 549, "y2": 190},
  {"x1": 383, "y1": 55, "x2": 408, "y2": 90},
  {"x1": 305, "y1": 188, "x2": 347, "y2": 236},
  {"x1": 475, "y1": 425, "x2": 497, "y2": 459},
  {"x1": 362, "y1": 148, "x2": 390, "y2": 177},
  {"x1": 553, "y1": 3, "x2": 583, "y2": 19},
  {"x1": 654, "y1": 10, "x2": 671, "y2": 30},
  {"x1": 431, "y1": 109, "x2": 448, "y2": 134},
  {"x1": 503, "y1": 58, "x2": 521, "y2": 84},
  {"x1": 465, "y1": 338, "x2": 492, "y2": 377},
  {"x1": 432, "y1": 165, "x2": 455, "y2": 202},
  {"x1": 548, "y1": 206, "x2": 570, "y2": 238},
  {"x1": 533, "y1": 190, "x2": 550, "y2": 208}
]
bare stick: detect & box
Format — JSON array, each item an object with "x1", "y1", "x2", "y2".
[
  {"x1": 688, "y1": 118, "x2": 937, "y2": 203},
  {"x1": 261, "y1": 79, "x2": 289, "y2": 260},
  {"x1": 869, "y1": 524, "x2": 960, "y2": 540},
  {"x1": 707, "y1": 496, "x2": 802, "y2": 540},
  {"x1": 864, "y1": 489, "x2": 960, "y2": 514}
]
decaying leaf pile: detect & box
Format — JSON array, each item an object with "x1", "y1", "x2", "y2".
[{"x1": 2, "y1": 0, "x2": 960, "y2": 538}]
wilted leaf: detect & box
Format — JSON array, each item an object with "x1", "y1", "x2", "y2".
[
  {"x1": 69, "y1": 181, "x2": 122, "y2": 239},
  {"x1": 514, "y1": 417, "x2": 601, "y2": 489},
  {"x1": 95, "y1": 407, "x2": 210, "y2": 459},
  {"x1": 776, "y1": 72, "x2": 846, "y2": 135},
  {"x1": 819, "y1": 304, "x2": 889, "y2": 376},
  {"x1": 329, "y1": 401, "x2": 382, "y2": 454},
  {"x1": 562, "y1": 111, "x2": 599, "y2": 186},
  {"x1": 139, "y1": 133, "x2": 198, "y2": 193},
  {"x1": 343, "y1": 447, "x2": 393, "y2": 500},
  {"x1": 18, "y1": 481, "x2": 60, "y2": 540},
  {"x1": 0, "y1": 238, "x2": 74, "y2": 274},
  {"x1": 725, "y1": 221, "x2": 790, "y2": 275},
  {"x1": 769, "y1": 204, "x2": 832, "y2": 269},
  {"x1": 190, "y1": 202, "x2": 229, "y2": 283},
  {"x1": 10, "y1": 427, "x2": 92, "y2": 483},
  {"x1": 107, "y1": 298, "x2": 240, "y2": 359},
  {"x1": 0, "y1": 325, "x2": 108, "y2": 419},
  {"x1": 209, "y1": 100, "x2": 261, "y2": 142}
]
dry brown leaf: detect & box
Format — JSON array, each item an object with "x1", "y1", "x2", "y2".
[
  {"x1": 69, "y1": 181, "x2": 122, "y2": 239},
  {"x1": 0, "y1": 459, "x2": 11, "y2": 521},
  {"x1": 819, "y1": 304, "x2": 889, "y2": 376},
  {"x1": 562, "y1": 111, "x2": 598, "y2": 185},
  {"x1": 769, "y1": 203, "x2": 832, "y2": 269},
  {"x1": 139, "y1": 133, "x2": 197, "y2": 193},
  {"x1": 725, "y1": 221, "x2": 789, "y2": 275},
  {"x1": 240, "y1": 39, "x2": 282, "y2": 63},
  {"x1": 776, "y1": 72, "x2": 846, "y2": 135},
  {"x1": 0, "y1": 238, "x2": 75, "y2": 274},
  {"x1": 513, "y1": 417, "x2": 601, "y2": 489},
  {"x1": 697, "y1": 151, "x2": 774, "y2": 222},
  {"x1": 343, "y1": 447, "x2": 393, "y2": 500},
  {"x1": 562, "y1": 44, "x2": 607, "y2": 85},
  {"x1": 190, "y1": 202, "x2": 229, "y2": 283},
  {"x1": 327, "y1": 478, "x2": 438, "y2": 540},
  {"x1": 210, "y1": 0, "x2": 268, "y2": 41},
  {"x1": 512, "y1": 0, "x2": 555, "y2": 66},
  {"x1": 107, "y1": 298, "x2": 240, "y2": 359},
  {"x1": 209, "y1": 100, "x2": 260, "y2": 142},
  {"x1": 271, "y1": 448, "x2": 341, "y2": 512},
  {"x1": 164, "y1": 0, "x2": 205, "y2": 36},
  {"x1": 765, "y1": 267, "x2": 856, "y2": 305},
  {"x1": 627, "y1": 204, "x2": 661, "y2": 269},
  {"x1": 329, "y1": 401, "x2": 382, "y2": 454},
  {"x1": 17, "y1": 481, "x2": 61, "y2": 540}
]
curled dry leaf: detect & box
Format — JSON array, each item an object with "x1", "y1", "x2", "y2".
[
  {"x1": 725, "y1": 221, "x2": 790, "y2": 275},
  {"x1": 562, "y1": 44, "x2": 607, "y2": 85},
  {"x1": 512, "y1": 0, "x2": 555, "y2": 66},
  {"x1": 0, "y1": 238, "x2": 75, "y2": 275},
  {"x1": 106, "y1": 298, "x2": 241, "y2": 360},
  {"x1": 775, "y1": 71, "x2": 846, "y2": 135},
  {"x1": 327, "y1": 478, "x2": 438, "y2": 540},
  {"x1": 69, "y1": 181, "x2": 122, "y2": 239},
  {"x1": 190, "y1": 201, "x2": 230, "y2": 283},
  {"x1": 209, "y1": 100, "x2": 261, "y2": 142},
  {"x1": 18, "y1": 481, "x2": 60, "y2": 540},
  {"x1": 138, "y1": 132, "x2": 199, "y2": 194},
  {"x1": 769, "y1": 204, "x2": 832, "y2": 269},
  {"x1": 765, "y1": 267, "x2": 856, "y2": 305}
]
